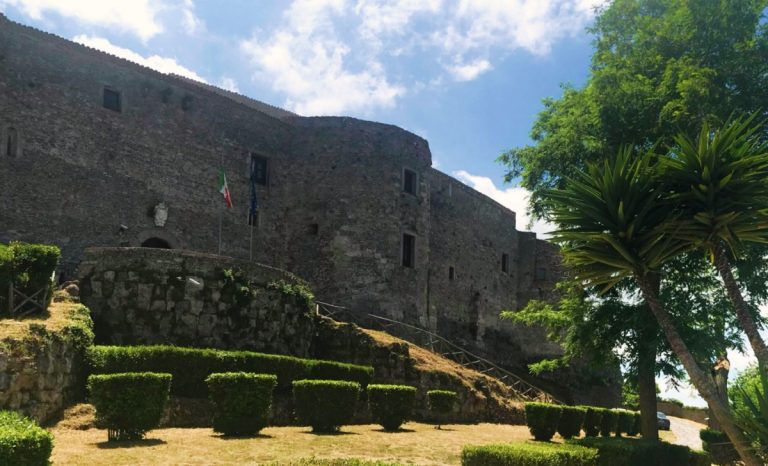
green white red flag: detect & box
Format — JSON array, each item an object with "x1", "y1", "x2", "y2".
[{"x1": 218, "y1": 168, "x2": 233, "y2": 208}]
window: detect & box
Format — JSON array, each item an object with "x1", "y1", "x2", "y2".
[
  {"x1": 402, "y1": 168, "x2": 417, "y2": 195},
  {"x1": 308, "y1": 223, "x2": 319, "y2": 235},
  {"x1": 448, "y1": 266, "x2": 455, "y2": 280},
  {"x1": 536, "y1": 267, "x2": 547, "y2": 281},
  {"x1": 103, "y1": 88, "x2": 121, "y2": 112},
  {"x1": 5, "y1": 127, "x2": 17, "y2": 157},
  {"x1": 251, "y1": 155, "x2": 268, "y2": 185},
  {"x1": 501, "y1": 253, "x2": 509, "y2": 274},
  {"x1": 402, "y1": 233, "x2": 415, "y2": 268}
]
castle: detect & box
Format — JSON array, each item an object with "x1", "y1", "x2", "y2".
[{"x1": 0, "y1": 14, "x2": 565, "y2": 377}]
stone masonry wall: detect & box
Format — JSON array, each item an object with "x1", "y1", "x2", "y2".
[
  {"x1": 0, "y1": 297, "x2": 94, "y2": 423},
  {"x1": 77, "y1": 248, "x2": 316, "y2": 357}
]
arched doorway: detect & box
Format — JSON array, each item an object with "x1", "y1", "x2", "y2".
[{"x1": 141, "y1": 237, "x2": 172, "y2": 249}]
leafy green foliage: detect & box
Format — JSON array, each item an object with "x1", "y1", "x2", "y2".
[
  {"x1": 0, "y1": 411, "x2": 53, "y2": 466},
  {"x1": 599, "y1": 409, "x2": 618, "y2": 437},
  {"x1": 292, "y1": 380, "x2": 360, "y2": 433},
  {"x1": 699, "y1": 428, "x2": 739, "y2": 465},
  {"x1": 573, "y1": 436, "x2": 708, "y2": 466},
  {"x1": 367, "y1": 384, "x2": 416, "y2": 431},
  {"x1": 461, "y1": 442, "x2": 598, "y2": 466},
  {"x1": 267, "y1": 279, "x2": 315, "y2": 310},
  {"x1": 627, "y1": 412, "x2": 641, "y2": 437},
  {"x1": 0, "y1": 242, "x2": 60, "y2": 312},
  {"x1": 205, "y1": 372, "x2": 277, "y2": 436},
  {"x1": 87, "y1": 372, "x2": 171, "y2": 441},
  {"x1": 557, "y1": 406, "x2": 586, "y2": 439},
  {"x1": 581, "y1": 406, "x2": 603, "y2": 437},
  {"x1": 732, "y1": 364, "x2": 768, "y2": 460},
  {"x1": 525, "y1": 402, "x2": 563, "y2": 441},
  {"x1": 614, "y1": 410, "x2": 636, "y2": 437},
  {"x1": 427, "y1": 390, "x2": 457, "y2": 428},
  {"x1": 86, "y1": 345, "x2": 373, "y2": 397}
]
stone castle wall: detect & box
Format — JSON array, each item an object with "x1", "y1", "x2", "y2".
[
  {"x1": 0, "y1": 14, "x2": 565, "y2": 372},
  {"x1": 77, "y1": 248, "x2": 316, "y2": 356}
]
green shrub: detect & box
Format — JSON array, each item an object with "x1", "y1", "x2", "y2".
[
  {"x1": 581, "y1": 406, "x2": 603, "y2": 437},
  {"x1": 700, "y1": 428, "x2": 739, "y2": 465},
  {"x1": 461, "y1": 442, "x2": 598, "y2": 466},
  {"x1": 0, "y1": 411, "x2": 53, "y2": 466},
  {"x1": 86, "y1": 345, "x2": 373, "y2": 397},
  {"x1": 293, "y1": 380, "x2": 360, "y2": 432},
  {"x1": 0, "y1": 242, "x2": 60, "y2": 312},
  {"x1": 367, "y1": 384, "x2": 417, "y2": 431},
  {"x1": 557, "y1": 406, "x2": 586, "y2": 439},
  {"x1": 206, "y1": 372, "x2": 277, "y2": 436},
  {"x1": 599, "y1": 408, "x2": 617, "y2": 437},
  {"x1": 689, "y1": 450, "x2": 712, "y2": 466},
  {"x1": 615, "y1": 409, "x2": 635, "y2": 437},
  {"x1": 573, "y1": 436, "x2": 706, "y2": 466},
  {"x1": 87, "y1": 372, "x2": 172, "y2": 441},
  {"x1": 427, "y1": 390, "x2": 457, "y2": 429},
  {"x1": 627, "y1": 412, "x2": 641, "y2": 436},
  {"x1": 525, "y1": 402, "x2": 563, "y2": 441}
]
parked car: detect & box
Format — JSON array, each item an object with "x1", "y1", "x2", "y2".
[{"x1": 657, "y1": 411, "x2": 671, "y2": 430}]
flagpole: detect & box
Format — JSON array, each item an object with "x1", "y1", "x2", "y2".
[
  {"x1": 249, "y1": 221, "x2": 254, "y2": 262},
  {"x1": 218, "y1": 152, "x2": 223, "y2": 255}
]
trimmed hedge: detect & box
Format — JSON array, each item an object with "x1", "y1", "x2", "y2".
[
  {"x1": 573, "y1": 437, "x2": 709, "y2": 466},
  {"x1": 627, "y1": 412, "x2": 641, "y2": 437},
  {"x1": 598, "y1": 408, "x2": 617, "y2": 437},
  {"x1": 427, "y1": 390, "x2": 457, "y2": 429},
  {"x1": 0, "y1": 411, "x2": 53, "y2": 466},
  {"x1": 462, "y1": 442, "x2": 598, "y2": 466},
  {"x1": 367, "y1": 384, "x2": 417, "y2": 431},
  {"x1": 0, "y1": 242, "x2": 60, "y2": 311},
  {"x1": 615, "y1": 409, "x2": 635, "y2": 437},
  {"x1": 206, "y1": 372, "x2": 277, "y2": 436},
  {"x1": 293, "y1": 380, "x2": 360, "y2": 432},
  {"x1": 88, "y1": 372, "x2": 172, "y2": 441},
  {"x1": 700, "y1": 428, "x2": 739, "y2": 465},
  {"x1": 581, "y1": 406, "x2": 603, "y2": 437},
  {"x1": 86, "y1": 345, "x2": 373, "y2": 397},
  {"x1": 557, "y1": 406, "x2": 586, "y2": 439},
  {"x1": 525, "y1": 402, "x2": 563, "y2": 441}
]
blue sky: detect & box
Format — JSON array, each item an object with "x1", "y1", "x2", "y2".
[{"x1": 4, "y1": 0, "x2": 758, "y2": 407}]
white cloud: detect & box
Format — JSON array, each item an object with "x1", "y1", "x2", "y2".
[
  {"x1": 218, "y1": 77, "x2": 240, "y2": 93},
  {"x1": 180, "y1": 0, "x2": 203, "y2": 35},
  {"x1": 446, "y1": 58, "x2": 492, "y2": 81},
  {"x1": 453, "y1": 170, "x2": 553, "y2": 238},
  {"x1": 2, "y1": 0, "x2": 163, "y2": 41},
  {"x1": 73, "y1": 35, "x2": 207, "y2": 83},
  {"x1": 240, "y1": 0, "x2": 404, "y2": 116}
]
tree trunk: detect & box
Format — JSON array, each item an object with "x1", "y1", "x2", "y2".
[
  {"x1": 637, "y1": 325, "x2": 659, "y2": 440},
  {"x1": 634, "y1": 272, "x2": 762, "y2": 466},
  {"x1": 713, "y1": 242, "x2": 768, "y2": 372}
]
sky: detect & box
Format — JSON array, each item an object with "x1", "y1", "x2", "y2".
[{"x1": 0, "y1": 0, "x2": 759, "y2": 408}]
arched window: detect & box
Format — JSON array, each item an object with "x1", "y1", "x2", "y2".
[{"x1": 6, "y1": 127, "x2": 17, "y2": 157}]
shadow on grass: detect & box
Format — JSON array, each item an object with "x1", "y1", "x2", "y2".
[
  {"x1": 95, "y1": 438, "x2": 166, "y2": 449},
  {"x1": 302, "y1": 430, "x2": 359, "y2": 436},
  {"x1": 212, "y1": 433, "x2": 274, "y2": 440},
  {"x1": 372, "y1": 428, "x2": 417, "y2": 433}
]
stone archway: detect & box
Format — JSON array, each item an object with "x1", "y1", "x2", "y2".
[{"x1": 141, "y1": 237, "x2": 172, "y2": 249}]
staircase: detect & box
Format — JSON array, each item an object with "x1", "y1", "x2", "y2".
[{"x1": 315, "y1": 301, "x2": 561, "y2": 404}]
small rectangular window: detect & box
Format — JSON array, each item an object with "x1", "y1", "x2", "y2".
[
  {"x1": 403, "y1": 168, "x2": 417, "y2": 195},
  {"x1": 501, "y1": 253, "x2": 509, "y2": 274},
  {"x1": 448, "y1": 266, "x2": 455, "y2": 280},
  {"x1": 251, "y1": 155, "x2": 268, "y2": 185},
  {"x1": 536, "y1": 267, "x2": 547, "y2": 281},
  {"x1": 308, "y1": 223, "x2": 319, "y2": 235},
  {"x1": 402, "y1": 233, "x2": 415, "y2": 268},
  {"x1": 103, "y1": 88, "x2": 121, "y2": 112}
]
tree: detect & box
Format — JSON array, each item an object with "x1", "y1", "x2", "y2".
[
  {"x1": 547, "y1": 148, "x2": 761, "y2": 465},
  {"x1": 661, "y1": 116, "x2": 768, "y2": 374}
]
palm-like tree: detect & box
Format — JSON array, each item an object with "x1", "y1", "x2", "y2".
[
  {"x1": 661, "y1": 116, "x2": 768, "y2": 373},
  {"x1": 547, "y1": 147, "x2": 761, "y2": 466}
]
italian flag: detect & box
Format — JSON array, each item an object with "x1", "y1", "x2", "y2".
[{"x1": 218, "y1": 168, "x2": 233, "y2": 209}]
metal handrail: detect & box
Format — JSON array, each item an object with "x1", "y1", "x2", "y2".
[{"x1": 315, "y1": 300, "x2": 560, "y2": 404}]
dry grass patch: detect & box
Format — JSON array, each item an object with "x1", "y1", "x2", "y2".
[
  {"x1": 0, "y1": 292, "x2": 77, "y2": 341},
  {"x1": 51, "y1": 422, "x2": 535, "y2": 466}
]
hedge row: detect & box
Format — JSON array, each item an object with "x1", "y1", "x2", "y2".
[
  {"x1": 525, "y1": 403, "x2": 642, "y2": 441},
  {"x1": 699, "y1": 428, "x2": 739, "y2": 465},
  {"x1": 207, "y1": 372, "x2": 277, "y2": 436},
  {"x1": 573, "y1": 437, "x2": 710, "y2": 466},
  {"x1": 0, "y1": 411, "x2": 53, "y2": 466},
  {"x1": 368, "y1": 384, "x2": 417, "y2": 431},
  {"x1": 462, "y1": 442, "x2": 599, "y2": 466},
  {"x1": 86, "y1": 345, "x2": 374, "y2": 397}
]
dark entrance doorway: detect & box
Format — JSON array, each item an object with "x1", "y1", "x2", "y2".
[{"x1": 141, "y1": 237, "x2": 171, "y2": 249}]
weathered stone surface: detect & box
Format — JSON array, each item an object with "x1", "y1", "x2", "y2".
[{"x1": 78, "y1": 248, "x2": 315, "y2": 357}]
